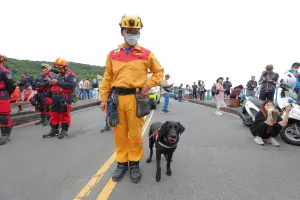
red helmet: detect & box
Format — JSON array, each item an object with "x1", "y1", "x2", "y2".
[{"x1": 0, "y1": 54, "x2": 7, "y2": 63}]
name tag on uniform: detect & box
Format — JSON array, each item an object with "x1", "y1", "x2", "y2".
[{"x1": 133, "y1": 52, "x2": 143, "y2": 56}]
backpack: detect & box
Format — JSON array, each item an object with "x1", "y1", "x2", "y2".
[{"x1": 211, "y1": 85, "x2": 219, "y2": 95}]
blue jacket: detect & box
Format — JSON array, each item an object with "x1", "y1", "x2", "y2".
[{"x1": 288, "y1": 69, "x2": 300, "y2": 88}]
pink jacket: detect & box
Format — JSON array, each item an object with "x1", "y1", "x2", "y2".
[{"x1": 22, "y1": 89, "x2": 34, "y2": 101}]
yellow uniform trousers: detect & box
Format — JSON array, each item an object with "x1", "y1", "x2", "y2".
[{"x1": 114, "y1": 94, "x2": 144, "y2": 163}]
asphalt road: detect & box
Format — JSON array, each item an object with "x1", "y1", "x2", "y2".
[{"x1": 1, "y1": 99, "x2": 300, "y2": 200}]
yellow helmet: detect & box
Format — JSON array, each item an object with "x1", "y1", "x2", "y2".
[
  {"x1": 41, "y1": 63, "x2": 52, "y2": 70},
  {"x1": 119, "y1": 14, "x2": 143, "y2": 29}
]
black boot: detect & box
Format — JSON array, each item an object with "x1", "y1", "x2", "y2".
[
  {"x1": 43, "y1": 125, "x2": 59, "y2": 138},
  {"x1": 35, "y1": 114, "x2": 45, "y2": 125},
  {"x1": 112, "y1": 162, "x2": 128, "y2": 182},
  {"x1": 42, "y1": 114, "x2": 49, "y2": 126},
  {"x1": 0, "y1": 126, "x2": 12, "y2": 145},
  {"x1": 100, "y1": 125, "x2": 111, "y2": 132},
  {"x1": 58, "y1": 123, "x2": 68, "y2": 139},
  {"x1": 129, "y1": 161, "x2": 141, "y2": 183}
]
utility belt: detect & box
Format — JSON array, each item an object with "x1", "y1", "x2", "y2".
[
  {"x1": 112, "y1": 87, "x2": 140, "y2": 95},
  {"x1": 107, "y1": 87, "x2": 150, "y2": 127},
  {"x1": 52, "y1": 91, "x2": 78, "y2": 103}
]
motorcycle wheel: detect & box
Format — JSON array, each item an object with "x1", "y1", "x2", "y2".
[{"x1": 280, "y1": 126, "x2": 300, "y2": 146}]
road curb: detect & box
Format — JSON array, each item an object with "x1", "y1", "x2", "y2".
[
  {"x1": 188, "y1": 99, "x2": 240, "y2": 115},
  {"x1": 11, "y1": 101, "x2": 100, "y2": 126}
]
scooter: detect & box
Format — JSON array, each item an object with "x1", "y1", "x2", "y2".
[
  {"x1": 277, "y1": 87, "x2": 300, "y2": 146},
  {"x1": 238, "y1": 84, "x2": 300, "y2": 146},
  {"x1": 238, "y1": 87, "x2": 263, "y2": 127}
]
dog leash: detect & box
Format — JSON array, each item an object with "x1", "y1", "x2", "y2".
[{"x1": 148, "y1": 127, "x2": 161, "y2": 139}]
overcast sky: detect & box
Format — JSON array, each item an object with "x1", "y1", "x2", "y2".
[{"x1": 2, "y1": 0, "x2": 300, "y2": 88}]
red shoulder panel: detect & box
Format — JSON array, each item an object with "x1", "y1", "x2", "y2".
[{"x1": 109, "y1": 47, "x2": 152, "y2": 62}]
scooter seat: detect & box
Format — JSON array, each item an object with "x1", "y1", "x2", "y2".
[{"x1": 249, "y1": 96, "x2": 263, "y2": 108}]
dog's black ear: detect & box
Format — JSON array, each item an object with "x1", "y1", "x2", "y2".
[
  {"x1": 158, "y1": 121, "x2": 168, "y2": 140},
  {"x1": 178, "y1": 122, "x2": 185, "y2": 135}
]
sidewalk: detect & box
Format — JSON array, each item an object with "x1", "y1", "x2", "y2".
[
  {"x1": 188, "y1": 99, "x2": 242, "y2": 115},
  {"x1": 11, "y1": 99, "x2": 98, "y2": 116},
  {"x1": 11, "y1": 99, "x2": 100, "y2": 126}
]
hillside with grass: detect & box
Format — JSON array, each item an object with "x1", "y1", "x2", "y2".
[{"x1": 4, "y1": 58, "x2": 105, "y2": 81}]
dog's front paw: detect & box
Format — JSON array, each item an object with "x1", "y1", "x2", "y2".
[
  {"x1": 156, "y1": 168, "x2": 161, "y2": 182},
  {"x1": 166, "y1": 169, "x2": 172, "y2": 176},
  {"x1": 156, "y1": 172, "x2": 161, "y2": 182},
  {"x1": 146, "y1": 158, "x2": 152, "y2": 163}
]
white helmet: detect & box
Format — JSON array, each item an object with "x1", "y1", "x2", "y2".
[{"x1": 279, "y1": 72, "x2": 297, "y2": 89}]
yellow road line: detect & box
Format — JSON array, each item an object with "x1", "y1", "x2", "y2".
[
  {"x1": 96, "y1": 110, "x2": 154, "y2": 200},
  {"x1": 73, "y1": 110, "x2": 154, "y2": 200}
]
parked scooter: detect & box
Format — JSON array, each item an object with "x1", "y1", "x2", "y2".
[{"x1": 238, "y1": 72, "x2": 300, "y2": 146}]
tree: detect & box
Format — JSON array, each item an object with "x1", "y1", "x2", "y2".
[{"x1": 5, "y1": 57, "x2": 105, "y2": 81}]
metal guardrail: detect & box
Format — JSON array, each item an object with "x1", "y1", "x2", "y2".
[
  {"x1": 205, "y1": 87, "x2": 281, "y2": 103},
  {"x1": 10, "y1": 101, "x2": 31, "y2": 107}
]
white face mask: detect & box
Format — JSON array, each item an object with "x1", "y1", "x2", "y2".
[
  {"x1": 125, "y1": 33, "x2": 140, "y2": 46},
  {"x1": 292, "y1": 68, "x2": 298, "y2": 72}
]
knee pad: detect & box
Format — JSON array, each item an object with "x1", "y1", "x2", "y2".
[{"x1": 0, "y1": 115, "x2": 9, "y2": 125}]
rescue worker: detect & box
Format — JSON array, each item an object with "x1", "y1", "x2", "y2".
[
  {"x1": 100, "y1": 14, "x2": 164, "y2": 183},
  {"x1": 0, "y1": 54, "x2": 16, "y2": 145},
  {"x1": 43, "y1": 58, "x2": 77, "y2": 139},
  {"x1": 34, "y1": 63, "x2": 53, "y2": 126}
]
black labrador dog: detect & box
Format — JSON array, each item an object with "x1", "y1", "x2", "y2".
[{"x1": 146, "y1": 121, "x2": 185, "y2": 182}]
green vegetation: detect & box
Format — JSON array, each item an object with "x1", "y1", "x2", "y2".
[{"x1": 5, "y1": 57, "x2": 106, "y2": 81}]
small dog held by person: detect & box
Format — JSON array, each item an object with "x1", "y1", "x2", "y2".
[{"x1": 146, "y1": 121, "x2": 185, "y2": 182}]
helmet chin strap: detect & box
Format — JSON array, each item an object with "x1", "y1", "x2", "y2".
[{"x1": 59, "y1": 67, "x2": 68, "y2": 74}]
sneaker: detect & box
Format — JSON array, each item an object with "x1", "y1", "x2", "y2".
[
  {"x1": 254, "y1": 136, "x2": 264, "y2": 145},
  {"x1": 215, "y1": 111, "x2": 223, "y2": 116},
  {"x1": 265, "y1": 137, "x2": 280, "y2": 147},
  {"x1": 161, "y1": 110, "x2": 168, "y2": 114}
]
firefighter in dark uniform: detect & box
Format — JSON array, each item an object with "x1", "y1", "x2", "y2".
[
  {"x1": 0, "y1": 54, "x2": 16, "y2": 145},
  {"x1": 42, "y1": 58, "x2": 77, "y2": 139},
  {"x1": 34, "y1": 63, "x2": 53, "y2": 126}
]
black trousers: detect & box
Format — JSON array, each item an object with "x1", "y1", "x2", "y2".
[
  {"x1": 192, "y1": 90, "x2": 197, "y2": 99},
  {"x1": 199, "y1": 91, "x2": 205, "y2": 101},
  {"x1": 250, "y1": 122, "x2": 282, "y2": 139},
  {"x1": 259, "y1": 90, "x2": 274, "y2": 101}
]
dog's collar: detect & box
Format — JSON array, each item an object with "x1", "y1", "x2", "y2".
[
  {"x1": 156, "y1": 135, "x2": 178, "y2": 148},
  {"x1": 153, "y1": 127, "x2": 178, "y2": 148},
  {"x1": 158, "y1": 141, "x2": 177, "y2": 148}
]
